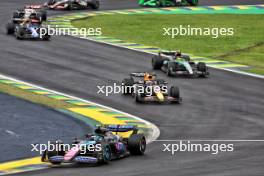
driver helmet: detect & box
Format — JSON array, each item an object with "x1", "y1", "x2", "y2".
[
  {"x1": 144, "y1": 73, "x2": 155, "y2": 81},
  {"x1": 175, "y1": 50, "x2": 182, "y2": 57}
]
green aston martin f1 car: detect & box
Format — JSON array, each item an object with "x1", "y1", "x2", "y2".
[{"x1": 138, "y1": 0, "x2": 198, "y2": 7}]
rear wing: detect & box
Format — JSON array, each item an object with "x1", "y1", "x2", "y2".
[
  {"x1": 95, "y1": 125, "x2": 139, "y2": 138},
  {"x1": 159, "y1": 51, "x2": 177, "y2": 56},
  {"x1": 25, "y1": 5, "x2": 43, "y2": 9},
  {"x1": 106, "y1": 125, "x2": 138, "y2": 133},
  {"x1": 130, "y1": 72, "x2": 156, "y2": 78},
  {"x1": 158, "y1": 51, "x2": 191, "y2": 60}
]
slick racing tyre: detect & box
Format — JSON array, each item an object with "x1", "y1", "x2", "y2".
[
  {"x1": 197, "y1": 62, "x2": 208, "y2": 77},
  {"x1": 40, "y1": 10, "x2": 47, "y2": 21},
  {"x1": 197, "y1": 62, "x2": 206, "y2": 72},
  {"x1": 15, "y1": 27, "x2": 25, "y2": 40},
  {"x1": 187, "y1": 0, "x2": 199, "y2": 6},
  {"x1": 128, "y1": 134, "x2": 146, "y2": 155},
  {"x1": 13, "y1": 12, "x2": 20, "y2": 18},
  {"x1": 152, "y1": 56, "x2": 163, "y2": 70},
  {"x1": 66, "y1": 3, "x2": 73, "y2": 10},
  {"x1": 170, "y1": 86, "x2": 180, "y2": 99},
  {"x1": 167, "y1": 67, "x2": 173, "y2": 77},
  {"x1": 6, "y1": 23, "x2": 15, "y2": 35},
  {"x1": 89, "y1": 0, "x2": 100, "y2": 10},
  {"x1": 122, "y1": 78, "x2": 134, "y2": 95},
  {"x1": 134, "y1": 91, "x2": 143, "y2": 103},
  {"x1": 42, "y1": 34, "x2": 51, "y2": 41},
  {"x1": 97, "y1": 144, "x2": 111, "y2": 164},
  {"x1": 167, "y1": 62, "x2": 175, "y2": 77},
  {"x1": 47, "y1": 0, "x2": 56, "y2": 5},
  {"x1": 45, "y1": 141, "x2": 65, "y2": 165}
]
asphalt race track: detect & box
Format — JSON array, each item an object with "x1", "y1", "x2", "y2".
[
  {"x1": 0, "y1": 93, "x2": 90, "y2": 163},
  {"x1": 0, "y1": 0, "x2": 263, "y2": 176}
]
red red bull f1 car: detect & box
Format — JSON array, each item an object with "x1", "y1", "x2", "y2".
[{"x1": 122, "y1": 72, "x2": 182, "y2": 104}]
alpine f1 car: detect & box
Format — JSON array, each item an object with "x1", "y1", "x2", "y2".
[
  {"x1": 138, "y1": 0, "x2": 198, "y2": 7},
  {"x1": 44, "y1": 0, "x2": 100, "y2": 10},
  {"x1": 6, "y1": 6, "x2": 46, "y2": 35},
  {"x1": 152, "y1": 51, "x2": 209, "y2": 77},
  {"x1": 122, "y1": 72, "x2": 182, "y2": 103},
  {"x1": 12, "y1": 20, "x2": 50, "y2": 40},
  {"x1": 41, "y1": 125, "x2": 146, "y2": 165}
]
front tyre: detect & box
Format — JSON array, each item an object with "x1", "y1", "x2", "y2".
[
  {"x1": 122, "y1": 78, "x2": 134, "y2": 95},
  {"x1": 98, "y1": 144, "x2": 111, "y2": 164},
  {"x1": 15, "y1": 27, "x2": 25, "y2": 40},
  {"x1": 45, "y1": 141, "x2": 65, "y2": 165},
  {"x1": 6, "y1": 23, "x2": 15, "y2": 35},
  {"x1": 152, "y1": 56, "x2": 163, "y2": 70},
  {"x1": 134, "y1": 91, "x2": 143, "y2": 103}
]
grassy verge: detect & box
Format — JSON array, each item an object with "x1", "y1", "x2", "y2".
[
  {"x1": 72, "y1": 14, "x2": 264, "y2": 75},
  {"x1": 0, "y1": 83, "x2": 75, "y2": 109}
]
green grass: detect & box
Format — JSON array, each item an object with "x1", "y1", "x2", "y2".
[{"x1": 72, "y1": 14, "x2": 264, "y2": 75}]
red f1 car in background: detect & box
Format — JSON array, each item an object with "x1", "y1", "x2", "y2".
[
  {"x1": 44, "y1": 0, "x2": 100, "y2": 10},
  {"x1": 6, "y1": 6, "x2": 46, "y2": 35}
]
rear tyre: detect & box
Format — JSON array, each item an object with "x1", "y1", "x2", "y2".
[
  {"x1": 166, "y1": 66, "x2": 173, "y2": 77},
  {"x1": 187, "y1": 0, "x2": 199, "y2": 6},
  {"x1": 47, "y1": 0, "x2": 56, "y2": 5},
  {"x1": 170, "y1": 86, "x2": 180, "y2": 99},
  {"x1": 152, "y1": 56, "x2": 163, "y2": 70},
  {"x1": 90, "y1": 0, "x2": 100, "y2": 10},
  {"x1": 40, "y1": 10, "x2": 47, "y2": 21},
  {"x1": 66, "y1": 2, "x2": 73, "y2": 10},
  {"x1": 122, "y1": 78, "x2": 134, "y2": 95},
  {"x1": 156, "y1": 0, "x2": 163, "y2": 7},
  {"x1": 128, "y1": 134, "x2": 146, "y2": 155}
]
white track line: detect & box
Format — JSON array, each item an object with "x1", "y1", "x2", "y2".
[
  {"x1": 0, "y1": 73, "x2": 160, "y2": 143},
  {"x1": 154, "y1": 140, "x2": 264, "y2": 142}
]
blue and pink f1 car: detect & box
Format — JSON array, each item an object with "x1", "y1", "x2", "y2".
[{"x1": 41, "y1": 125, "x2": 146, "y2": 165}]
